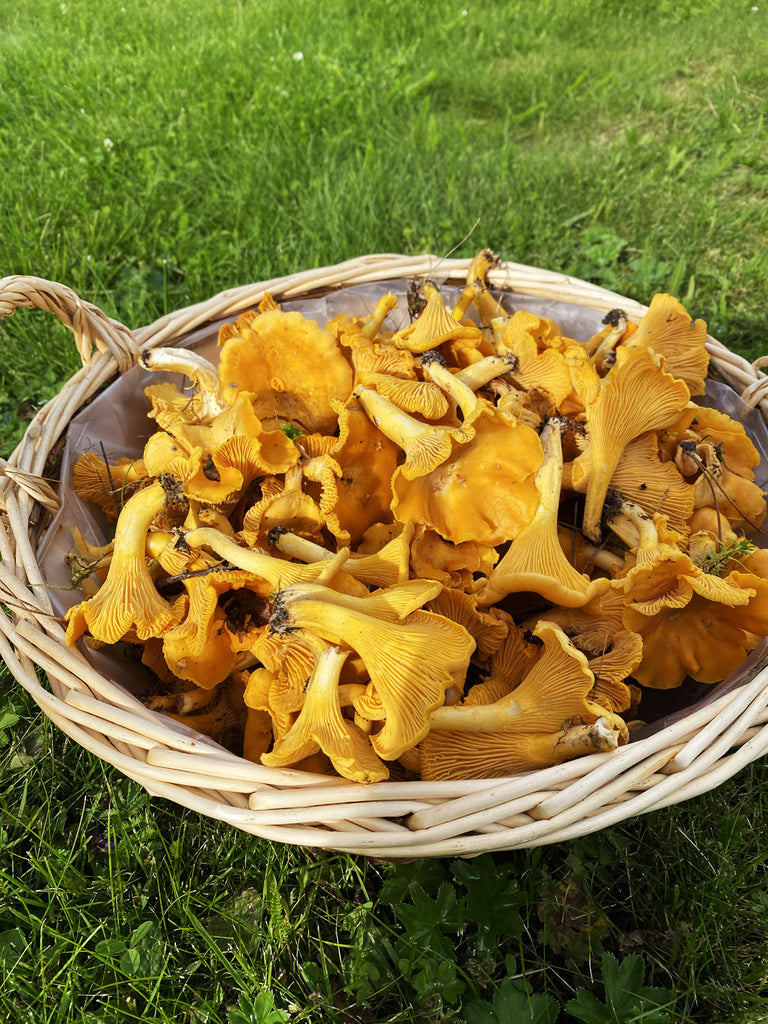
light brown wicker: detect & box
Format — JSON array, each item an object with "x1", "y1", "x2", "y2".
[{"x1": 2, "y1": 254, "x2": 768, "y2": 859}]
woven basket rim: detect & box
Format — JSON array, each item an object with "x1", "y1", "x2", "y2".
[{"x1": 2, "y1": 252, "x2": 768, "y2": 858}]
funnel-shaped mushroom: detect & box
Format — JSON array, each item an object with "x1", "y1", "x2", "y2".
[
  {"x1": 160, "y1": 563, "x2": 270, "y2": 687},
  {"x1": 474, "y1": 420, "x2": 610, "y2": 608},
  {"x1": 269, "y1": 582, "x2": 476, "y2": 760},
  {"x1": 582, "y1": 628, "x2": 642, "y2": 713},
  {"x1": 613, "y1": 501, "x2": 757, "y2": 616},
  {"x1": 218, "y1": 310, "x2": 354, "y2": 434},
  {"x1": 419, "y1": 350, "x2": 484, "y2": 423},
  {"x1": 429, "y1": 620, "x2": 609, "y2": 735},
  {"x1": 261, "y1": 644, "x2": 389, "y2": 783},
  {"x1": 426, "y1": 588, "x2": 508, "y2": 662},
  {"x1": 460, "y1": 248, "x2": 508, "y2": 326},
  {"x1": 240, "y1": 462, "x2": 328, "y2": 547},
  {"x1": 162, "y1": 605, "x2": 239, "y2": 688},
  {"x1": 350, "y1": 341, "x2": 415, "y2": 380},
  {"x1": 585, "y1": 309, "x2": 632, "y2": 373},
  {"x1": 581, "y1": 346, "x2": 690, "y2": 541},
  {"x1": 526, "y1": 584, "x2": 628, "y2": 658},
  {"x1": 420, "y1": 717, "x2": 623, "y2": 780},
  {"x1": 272, "y1": 577, "x2": 443, "y2": 623},
  {"x1": 250, "y1": 632, "x2": 316, "y2": 715},
  {"x1": 391, "y1": 282, "x2": 482, "y2": 354},
  {"x1": 328, "y1": 293, "x2": 400, "y2": 352},
  {"x1": 309, "y1": 397, "x2": 401, "y2": 547},
  {"x1": 65, "y1": 481, "x2": 177, "y2": 646},
  {"x1": 604, "y1": 432, "x2": 694, "y2": 535},
  {"x1": 242, "y1": 665, "x2": 295, "y2": 741},
  {"x1": 453, "y1": 353, "x2": 518, "y2": 392},
  {"x1": 355, "y1": 385, "x2": 478, "y2": 480},
  {"x1": 463, "y1": 612, "x2": 540, "y2": 707},
  {"x1": 492, "y1": 314, "x2": 573, "y2": 410}
]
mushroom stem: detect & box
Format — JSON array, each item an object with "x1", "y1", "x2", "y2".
[
  {"x1": 605, "y1": 498, "x2": 657, "y2": 550},
  {"x1": 555, "y1": 717, "x2": 622, "y2": 757},
  {"x1": 182, "y1": 526, "x2": 351, "y2": 588},
  {"x1": 421, "y1": 351, "x2": 480, "y2": 421},
  {"x1": 454, "y1": 354, "x2": 518, "y2": 392},
  {"x1": 362, "y1": 293, "x2": 398, "y2": 339},
  {"x1": 139, "y1": 347, "x2": 227, "y2": 420}
]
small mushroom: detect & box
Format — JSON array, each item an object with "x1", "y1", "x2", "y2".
[
  {"x1": 492, "y1": 314, "x2": 574, "y2": 411},
  {"x1": 390, "y1": 282, "x2": 482, "y2": 354}
]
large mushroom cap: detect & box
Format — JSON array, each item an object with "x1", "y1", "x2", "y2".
[
  {"x1": 624, "y1": 292, "x2": 709, "y2": 395},
  {"x1": 218, "y1": 310, "x2": 354, "y2": 434}
]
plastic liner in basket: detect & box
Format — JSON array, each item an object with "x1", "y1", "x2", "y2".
[{"x1": 4, "y1": 256, "x2": 768, "y2": 858}]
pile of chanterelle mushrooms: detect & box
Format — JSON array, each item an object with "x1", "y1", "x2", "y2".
[{"x1": 64, "y1": 251, "x2": 768, "y2": 782}]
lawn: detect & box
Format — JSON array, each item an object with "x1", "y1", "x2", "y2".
[{"x1": 2, "y1": 0, "x2": 768, "y2": 1020}]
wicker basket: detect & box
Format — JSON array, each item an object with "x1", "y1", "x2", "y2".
[{"x1": 3, "y1": 253, "x2": 768, "y2": 859}]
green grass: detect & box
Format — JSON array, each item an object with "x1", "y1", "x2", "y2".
[{"x1": 2, "y1": 0, "x2": 768, "y2": 1021}]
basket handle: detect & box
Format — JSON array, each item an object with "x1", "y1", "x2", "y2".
[{"x1": 0, "y1": 275, "x2": 140, "y2": 373}]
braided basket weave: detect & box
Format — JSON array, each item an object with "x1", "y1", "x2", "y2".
[{"x1": 2, "y1": 254, "x2": 768, "y2": 859}]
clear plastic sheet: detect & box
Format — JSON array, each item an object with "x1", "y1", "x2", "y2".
[{"x1": 37, "y1": 280, "x2": 768, "y2": 729}]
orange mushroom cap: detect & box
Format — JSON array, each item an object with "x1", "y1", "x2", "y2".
[
  {"x1": 622, "y1": 292, "x2": 709, "y2": 396},
  {"x1": 218, "y1": 310, "x2": 354, "y2": 434},
  {"x1": 390, "y1": 404, "x2": 543, "y2": 547}
]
